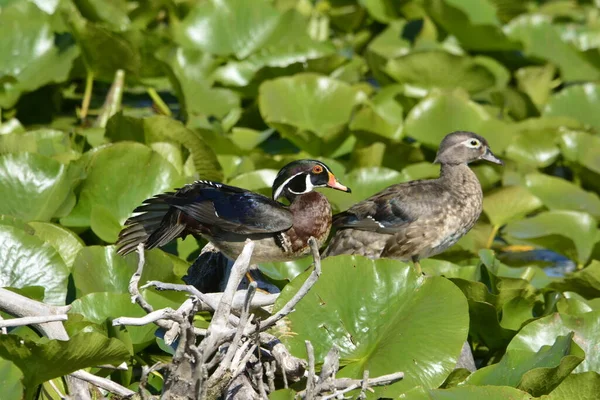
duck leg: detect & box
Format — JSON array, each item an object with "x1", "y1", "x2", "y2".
[{"x1": 411, "y1": 255, "x2": 422, "y2": 275}]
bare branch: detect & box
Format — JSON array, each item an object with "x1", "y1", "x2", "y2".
[
  {"x1": 0, "y1": 314, "x2": 68, "y2": 328},
  {"x1": 113, "y1": 308, "x2": 178, "y2": 327},
  {"x1": 71, "y1": 371, "x2": 135, "y2": 398},
  {"x1": 305, "y1": 341, "x2": 316, "y2": 399},
  {"x1": 129, "y1": 243, "x2": 153, "y2": 313}
]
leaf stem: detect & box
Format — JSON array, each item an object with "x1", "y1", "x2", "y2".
[
  {"x1": 485, "y1": 225, "x2": 499, "y2": 249},
  {"x1": 80, "y1": 70, "x2": 94, "y2": 121},
  {"x1": 147, "y1": 87, "x2": 172, "y2": 117}
]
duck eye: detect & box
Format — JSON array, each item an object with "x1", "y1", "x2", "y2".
[
  {"x1": 312, "y1": 165, "x2": 324, "y2": 174},
  {"x1": 468, "y1": 140, "x2": 480, "y2": 147}
]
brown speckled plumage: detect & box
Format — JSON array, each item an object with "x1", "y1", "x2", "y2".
[{"x1": 323, "y1": 131, "x2": 502, "y2": 264}]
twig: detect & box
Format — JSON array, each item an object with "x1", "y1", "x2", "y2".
[
  {"x1": 248, "y1": 237, "x2": 321, "y2": 334},
  {"x1": 0, "y1": 314, "x2": 68, "y2": 328},
  {"x1": 80, "y1": 70, "x2": 94, "y2": 122},
  {"x1": 0, "y1": 315, "x2": 7, "y2": 334},
  {"x1": 315, "y1": 371, "x2": 405, "y2": 400},
  {"x1": 305, "y1": 341, "x2": 316, "y2": 399},
  {"x1": 358, "y1": 370, "x2": 369, "y2": 399},
  {"x1": 71, "y1": 370, "x2": 135, "y2": 398},
  {"x1": 129, "y1": 243, "x2": 153, "y2": 313},
  {"x1": 94, "y1": 69, "x2": 125, "y2": 128},
  {"x1": 113, "y1": 308, "x2": 178, "y2": 327}
]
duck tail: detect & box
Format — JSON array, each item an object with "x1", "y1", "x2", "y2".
[{"x1": 116, "y1": 193, "x2": 186, "y2": 256}]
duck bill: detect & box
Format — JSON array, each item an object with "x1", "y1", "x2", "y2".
[
  {"x1": 481, "y1": 148, "x2": 503, "y2": 165},
  {"x1": 327, "y1": 172, "x2": 351, "y2": 193}
]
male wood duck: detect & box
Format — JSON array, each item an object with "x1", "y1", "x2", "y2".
[
  {"x1": 323, "y1": 131, "x2": 503, "y2": 273},
  {"x1": 116, "y1": 160, "x2": 351, "y2": 265}
]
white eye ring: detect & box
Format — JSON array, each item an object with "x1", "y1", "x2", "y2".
[{"x1": 465, "y1": 139, "x2": 481, "y2": 148}]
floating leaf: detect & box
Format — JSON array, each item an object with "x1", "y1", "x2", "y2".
[
  {"x1": 544, "y1": 371, "x2": 600, "y2": 399},
  {"x1": 505, "y1": 15, "x2": 600, "y2": 82},
  {"x1": 276, "y1": 256, "x2": 469, "y2": 397},
  {"x1": 27, "y1": 222, "x2": 84, "y2": 269},
  {"x1": 0, "y1": 153, "x2": 75, "y2": 222},
  {"x1": 504, "y1": 127, "x2": 561, "y2": 168},
  {"x1": 0, "y1": 224, "x2": 68, "y2": 305},
  {"x1": 385, "y1": 51, "x2": 496, "y2": 95},
  {"x1": 503, "y1": 211, "x2": 598, "y2": 264},
  {"x1": 508, "y1": 311, "x2": 600, "y2": 373},
  {"x1": 465, "y1": 332, "x2": 583, "y2": 396},
  {"x1": 60, "y1": 142, "x2": 184, "y2": 241},
  {"x1": 0, "y1": 1, "x2": 79, "y2": 107},
  {"x1": 544, "y1": 83, "x2": 600, "y2": 132},
  {"x1": 483, "y1": 185, "x2": 543, "y2": 227},
  {"x1": 547, "y1": 261, "x2": 600, "y2": 299},
  {"x1": 258, "y1": 73, "x2": 366, "y2": 155},
  {"x1": 559, "y1": 130, "x2": 600, "y2": 174},
  {"x1": 428, "y1": 385, "x2": 532, "y2": 399},
  {"x1": 525, "y1": 173, "x2": 600, "y2": 218},
  {"x1": 70, "y1": 292, "x2": 156, "y2": 348},
  {"x1": 0, "y1": 357, "x2": 24, "y2": 400},
  {"x1": 0, "y1": 332, "x2": 129, "y2": 396}
]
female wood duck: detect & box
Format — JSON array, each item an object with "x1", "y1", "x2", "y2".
[
  {"x1": 116, "y1": 160, "x2": 351, "y2": 264},
  {"x1": 323, "y1": 131, "x2": 503, "y2": 273}
]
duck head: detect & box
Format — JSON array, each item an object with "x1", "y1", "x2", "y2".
[
  {"x1": 434, "y1": 131, "x2": 503, "y2": 166},
  {"x1": 272, "y1": 159, "x2": 351, "y2": 201}
]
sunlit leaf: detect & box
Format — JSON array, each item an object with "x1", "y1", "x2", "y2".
[
  {"x1": 543, "y1": 371, "x2": 600, "y2": 399},
  {"x1": 559, "y1": 130, "x2": 600, "y2": 174},
  {"x1": 276, "y1": 256, "x2": 469, "y2": 397},
  {"x1": 543, "y1": 83, "x2": 600, "y2": 132},
  {"x1": 483, "y1": 185, "x2": 543, "y2": 227},
  {"x1": 0, "y1": 357, "x2": 24, "y2": 400},
  {"x1": 27, "y1": 222, "x2": 84, "y2": 269}
]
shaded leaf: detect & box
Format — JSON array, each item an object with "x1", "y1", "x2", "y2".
[
  {"x1": 544, "y1": 83, "x2": 600, "y2": 132},
  {"x1": 428, "y1": 385, "x2": 532, "y2": 399},
  {"x1": 504, "y1": 210, "x2": 598, "y2": 264},
  {"x1": 0, "y1": 357, "x2": 24, "y2": 400},
  {"x1": 547, "y1": 261, "x2": 600, "y2": 299},
  {"x1": 276, "y1": 256, "x2": 469, "y2": 397},
  {"x1": 542, "y1": 371, "x2": 600, "y2": 400},
  {"x1": 28, "y1": 222, "x2": 84, "y2": 269},
  {"x1": 0, "y1": 332, "x2": 129, "y2": 394}
]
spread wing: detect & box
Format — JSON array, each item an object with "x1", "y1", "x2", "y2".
[
  {"x1": 117, "y1": 180, "x2": 292, "y2": 256},
  {"x1": 332, "y1": 181, "x2": 446, "y2": 234}
]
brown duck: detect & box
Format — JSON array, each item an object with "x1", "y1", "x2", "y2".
[{"x1": 323, "y1": 131, "x2": 503, "y2": 273}]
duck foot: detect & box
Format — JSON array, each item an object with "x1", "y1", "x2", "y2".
[{"x1": 411, "y1": 256, "x2": 423, "y2": 275}]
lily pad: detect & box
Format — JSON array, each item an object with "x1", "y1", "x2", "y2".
[
  {"x1": 0, "y1": 1, "x2": 79, "y2": 107},
  {"x1": 507, "y1": 311, "x2": 600, "y2": 373},
  {"x1": 558, "y1": 130, "x2": 600, "y2": 175},
  {"x1": 385, "y1": 51, "x2": 496, "y2": 95},
  {"x1": 0, "y1": 332, "x2": 129, "y2": 397},
  {"x1": 258, "y1": 73, "x2": 366, "y2": 155},
  {"x1": 71, "y1": 245, "x2": 186, "y2": 298},
  {"x1": 428, "y1": 385, "x2": 532, "y2": 399},
  {"x1": 27, "y1": 222, "x2": 84, "y2": 269},
  {"x1": 503, "y1": 210, "x2": 598, "y2": 265},
  {"x1": 0, "y1": 153, "x2": 75, "y2": 222},
  {"x1": 0, "y1": 224, "x2": 69, "y2": 305},
  {"x1": 276, "y1": 256, "x2": 469, "y2": 397},
  {"x1": 483, "y1": 185, "x2": 543, "y2": 227},
  {"x1": 70, "y1": 292, "x2": 157, "y2": 348},
  {"x1": 544, "y1": 371, "x2": 600, "y2": 399},
  {"x1": 505, "y1": 15, "x2": 600, "y2": 82},
  {"x1": 543, "y1": 83, "x2": 600, "y2": 132},
  {"x1": 60, "y1": 142, "x2": 184, "y2": 242},
  {"x1": 464, "y1": 332, "x2": 583, "y2": 396},
  {"x1": 0, "y1": 357, "x2": 24, "y2": 400},
  {"x1": 525, "y1": 173, "x2": 600, "y2": 218},
  {"x1": 547, "y1": 261, "x2": 600, "y2": 299}
]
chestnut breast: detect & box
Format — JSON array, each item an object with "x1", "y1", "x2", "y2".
[{"x1": 285, "y1": 191, "x2": 333, "y2": 253}]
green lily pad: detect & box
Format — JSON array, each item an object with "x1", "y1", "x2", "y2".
[
  {"x1": 543, "y1": 371, "x2": 600, "y2": 399},
  {"x1": 105, "y1": 113, "x2": 222, "y2": 181},
  {"x1": 508, "y1": 311, "x2": 600, "y2": 373},
  {"x1": 349, "y1": 85, "x2": 404, "y2": 140},
  {"x1": 258, "y1": 73, "x2": 366, "y2": 155},
  {"x1": 60, "y1": 142, "x2": 184, "y2": 241},
  {"x1": 426, "y1": 0, "x2": 519, "y2": 51},
  {"x1": 276, "y1": 256, "x2": 469, "y2": 397},
  {"x1": 544, "y1": 83, "x2": 600, "y2": 132},
  {"x1": 0, "y1": 332, "x2": 129, "y2": 397},
  {"x1": 0, "y1": 153, "x2": 75, "y2": 222},
  {"x1": 525, "y1": 173, "x2": 600, "y2": 218},
  {"x1": 70, "y1": 292, "x2": 156, "y2": 348},
  {"x1": 547, "y1": 261, "x2": 600, "y2": 299},
  {"x1": 0, "y1": 224, "x2": 69, "y2": 305},
  {"x1": 157, "y1": 46, "x2": 241, "y2": 125},
  {"x1": 404, "y1": 90, "x2": 511, "y2": 151},
  {"x1": 505, "y1": 15, "x2": 600, "y2": 82},
  {"x1": 503, "y1": 210, "x2": 598, "y2": 265},
  {"x1": 71, "y1": 245, "x2": 185, "y2": 298},
  {"x1": 0, "y1": 1, "x2": 79, "y2": 107},
  {"x1": 385, "y1": 51, "x2": 496, "y2": 95},
  {"x1": 428, "y1": 385, "x2": 532, "y2": 399},
  {"x1": 0, "y1": 357, "x2": 24, "y2": 400},
  {"x1": 483, "y1": 185, "x2": 543, "y2": 227},
  {"x1": 558, "y1": 130, "x2": 600, "y2": 174},
  {"x1": 515, "y1": 64, "x2": 556, "y2": 110},
  {"x1": 557, "y1": 292, "x2": 600, "y2": 316},
  {"x1": 27, "y1": 222, "x2": 84, "y2": 269},
  {"x1": 465, "y1": 332, "x2": 583, "y2": 396},
  {"x1": 504, "y1": 127, "x2": 561, "y2": 168},
  {"x1": 0, "y1": 129, "x2": 80, "y2": 163},
  {"x1": 259, "y1": 256, "x2": 313, "y2": 283}
]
